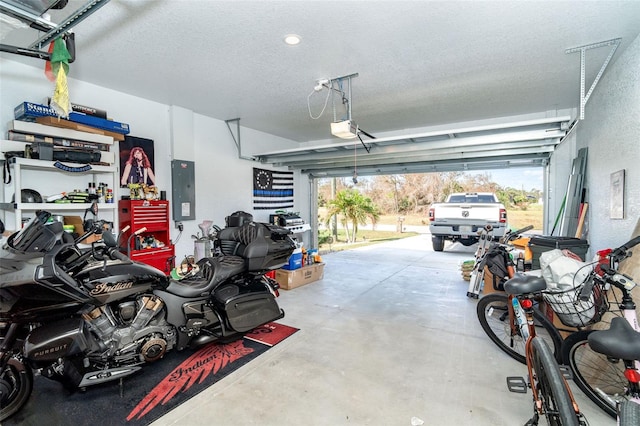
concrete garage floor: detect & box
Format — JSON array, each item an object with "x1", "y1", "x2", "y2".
[{"x1": 153, "y1": 235, "x2": 615, "y2": 426}]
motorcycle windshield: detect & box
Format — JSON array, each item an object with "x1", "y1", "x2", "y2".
[{"x1": 9, "y1": 210, "x2": 56, "y2": 253}]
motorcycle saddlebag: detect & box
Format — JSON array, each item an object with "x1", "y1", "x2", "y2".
[{"x1": 214, "y1": 284, "x2": 282, "y2": 332}]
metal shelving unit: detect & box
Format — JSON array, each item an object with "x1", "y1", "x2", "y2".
[{"x1": 0, "y1": 154, "x2": 117, "y2": 232}]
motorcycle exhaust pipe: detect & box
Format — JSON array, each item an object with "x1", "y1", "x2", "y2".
[{"x1": 189, "y1": 334, "x2": 218, "y2": 348}]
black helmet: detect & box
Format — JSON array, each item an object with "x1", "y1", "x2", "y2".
[{"x1": 11, "y1": 189, "x2": 43, "y2": 204}]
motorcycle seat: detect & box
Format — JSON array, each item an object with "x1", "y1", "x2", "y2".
[
  {"x1": 164, "y1": 255, "x2": 245, "y2": 298},
  {"x1": 218, "y1": 222, "x2": 275, "y2": 271}
]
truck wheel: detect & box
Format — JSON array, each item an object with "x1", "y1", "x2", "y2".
[{"x1": 432, "y1": 236, "x2": 445, "y2": 252}]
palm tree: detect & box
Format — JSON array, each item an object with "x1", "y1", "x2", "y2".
[{"x1": 325, "y1": 189, "x2": 380, "y2": 243}]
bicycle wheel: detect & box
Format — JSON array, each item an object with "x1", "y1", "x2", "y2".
[
  {"x1": 562, "y1": 330, "x2": 625, "y2": 418},
  {"x1": 477, "y1": 293, "x2": 563, "y2": 364},
  {"x1": 531, "y1": 336, "x2": 580, "y2": 426},
  {"x1": 619, "y1": 400, "x2": 640, "y2": 426}
]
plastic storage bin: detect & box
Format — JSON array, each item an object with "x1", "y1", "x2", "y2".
[{"x1": 528, "y1": 236, "x2": 589, "y2": 269}]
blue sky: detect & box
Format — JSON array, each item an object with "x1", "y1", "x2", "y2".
[
  {"x1": 341, "y1": 168, "x2": 545, "y2": 191},
  {"x1": 476, "y1": 167, "x2": 544, "y2": 191}
]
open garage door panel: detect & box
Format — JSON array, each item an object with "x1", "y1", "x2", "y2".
[{"x1": 254, "y1": 116, "x2": 570, "y2": 178}]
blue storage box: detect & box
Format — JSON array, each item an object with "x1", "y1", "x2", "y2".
[
  {"x1": 15, "y1": 102, "x2": 130, "y2": 134},
  {"x1": 282, "y1": 251, "x2": 302, "y2": 270}
]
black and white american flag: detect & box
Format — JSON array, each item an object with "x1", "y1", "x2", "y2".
[{"x1": 253, "y1": 168, "x2": 294, "y2": 210}]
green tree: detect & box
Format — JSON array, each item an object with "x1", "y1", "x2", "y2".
[
  {"x1": 324, "y1": 189, "x2": 380, "y2": 243},
  {"x1": 460, "y1": 172, "x2": 500, "y2": 193},
  {"x1": 439, "y1": 172, "x2": 465, "y2": 201}
]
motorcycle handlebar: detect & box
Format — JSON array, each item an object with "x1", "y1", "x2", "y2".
[
  {"x1": 74, "y1": 219, "x2": 112, "y2": 244},
  {"x1": 108, "y1": 248, "x2": 130, "y2": 262}
]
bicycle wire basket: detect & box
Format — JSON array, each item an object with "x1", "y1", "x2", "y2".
[{"x1": 542, "y1": 273, "x2": 609, "y2": 328}]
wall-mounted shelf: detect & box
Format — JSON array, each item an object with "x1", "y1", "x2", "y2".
[
  {"x1": 4, "y1": 156, "x2": 116, "y2": 173},
  {"x1": 0, "y1": 202, "x2": 117, "y2": 210},
  {"x1": 0, "y1": 148, "x2": 117, "y2": 232}
]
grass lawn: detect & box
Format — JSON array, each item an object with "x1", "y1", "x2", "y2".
[
  {"x1": 317, "y1": 204, "x2": 542, "y2": 253},
  {"x1": 502, "y1": 204, "x2": 543, "y2": 231},
  {"x1": 319, "y1": 229, "x2": 418, "y2": 253}
]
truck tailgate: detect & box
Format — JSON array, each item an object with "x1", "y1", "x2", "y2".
[{"x1": 433, "y1": 204, "x2": 502, "y2": 221}]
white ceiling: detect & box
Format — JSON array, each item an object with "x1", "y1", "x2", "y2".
[{"x1": 2, "y1": 1, "x2": 640, "y2": 177}]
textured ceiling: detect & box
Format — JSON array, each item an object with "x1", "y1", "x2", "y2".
[{"x1": 2, "y1": 0, "x2": 640, "y2": 145}]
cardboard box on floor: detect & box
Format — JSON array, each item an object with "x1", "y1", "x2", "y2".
[
  {"x1": 64, "y1": 215, "x2": 102, "y2": 244},
  {"x1": 482, "y1": 266, "x2": 504, "y2": 295},
  {"x1": 275, "y1": 263, "x2": 325, "y2": 290}
]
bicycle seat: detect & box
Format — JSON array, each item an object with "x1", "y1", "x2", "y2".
[
  {"x1": 588, "y1": 317, "x2": 640, "y2": 361},
  {"x1": 503, "y1": 274, "x2": 547, "y2": 296}
]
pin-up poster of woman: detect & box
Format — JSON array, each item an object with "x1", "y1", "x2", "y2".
[{"x1": 120, "y1": 136, "x2": 156, "y2": 187}]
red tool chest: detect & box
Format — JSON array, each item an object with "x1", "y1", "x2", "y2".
[{"x1": 118, "y1": 199, "x2": 175, "y2": 274}]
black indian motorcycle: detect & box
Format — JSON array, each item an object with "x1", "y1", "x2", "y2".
[{"x1": 0, "y1": 209, "x2": 295, "y2": 420}]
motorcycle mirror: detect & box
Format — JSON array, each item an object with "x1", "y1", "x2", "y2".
[
  {"x1": 83, "y1": 202, "x2": 99, "y2": 233},
  {"x1": 89, "y1": 201, "x2": 98, "y2": 216},
  {"x1": 83, "y1": 202, "x2": 98, "y2": 220}
]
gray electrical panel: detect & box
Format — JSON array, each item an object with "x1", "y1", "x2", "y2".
[{"x1": 171, "y1": 159, "x2": 195, "y2": 221}]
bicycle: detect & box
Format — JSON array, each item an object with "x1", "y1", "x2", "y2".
[
  {"x1": 466, "y1": 224, "x2": 495, "y2": 298},
  {"x1": 503, "y1": 274, "x2": 588, "y2": 425},
  {"x1": 588, "y1": 317, "x2": 640, "y2": 424},
  {"x1": 476, "y1": 226, "x2": 565, "y2": 364},
  {"x1": 562, "y1": 235, "x2": 640, "y2": 419},
  {"x1": 467, "y1": 224, "x2": 534, "y2": 299}
]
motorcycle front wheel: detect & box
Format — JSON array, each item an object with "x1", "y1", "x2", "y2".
[{"x1": 0, "y1": 356, "x2": 34, "y2": 421}]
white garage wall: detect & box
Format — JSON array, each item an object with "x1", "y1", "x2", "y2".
[
  {"x1": 576, "y1": 33, "x2": 639, "y2": 253},
  {"x1": 545, "y1": 34, "x2": 639, "y2": 255},
  {"x1": 182, "y1": 114, "x2": 309, "y2": 259},
  {"x1": 0, "y1": 58, "x2": 306, "y2": 261}
]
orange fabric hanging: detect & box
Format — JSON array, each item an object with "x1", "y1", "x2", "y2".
[{"x1": 44, "y1": 41, "x2": 55, "y2": 82}]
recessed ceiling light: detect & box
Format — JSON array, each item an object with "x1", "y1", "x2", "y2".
[{"x1": 284, "y1": 34, "x2": 301, "y2": 45}]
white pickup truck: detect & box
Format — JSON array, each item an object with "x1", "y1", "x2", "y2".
[{"x1": 428, "y1": 192, "x2": 507, "y2": 251}]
